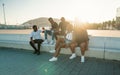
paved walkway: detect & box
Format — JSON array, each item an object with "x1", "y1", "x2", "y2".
[{"x1": 0, "y1": 47, "x2": 120, "y2": 75}]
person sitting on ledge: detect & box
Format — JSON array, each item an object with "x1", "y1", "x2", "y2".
[
  {"x1": 49, "y1": 17, "x2": 70, "y2": 53},
  {"x1": 49, "y1": 24, "x2": 76, "y2": 61},
  {"x1": 42, "y1": 17, "x2": 59, "y2": 45},
  {"x1": 70, "y1": 25, "x2": 89, "y2": 63},
  {"x1": 49, "y1": 24, "x2": 89, "y2": 63},
  {"x1": 29, "y1": 25, "x2": 44, "y2": 55}
]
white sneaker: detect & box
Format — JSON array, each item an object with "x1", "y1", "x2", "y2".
[
  {"x1": 81, "y1": 56, "x2": 85, "y2": 63},
  {"x1": 49, "y1": 57, "x2": 57, "y2": 62},
  {"x1": 49, "y1": 40, "x2": 54, "y2": 45},
  {"x1": 69, "y1": 53, "x2": 76, "y2": 59},
  {"x1": 49, "y1": 50, "x2": 56, "y2": 53},
  {"x1": 42, "y1": 40, "x2": 48, "y2": 44}
]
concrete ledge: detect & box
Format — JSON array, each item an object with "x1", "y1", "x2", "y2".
[
  {"x1": 88, "y1": 37, "x2": 105, "y2": 49},
  {"x1": 105, "y1": 37, "x2": 120, "y2": 50},
  {"x1": 0, "y1": 34, "x2": 120, "y2": 61},
  {"x1": 105, "y1": 49, "x2": 120, "y2": 60},
  {"x1": 0, "y1": 42, "x2": 119, "y2": 61},
  {"x1": 85, "y1": 48, "x2": 104, "y2": 58},
  {"x1": 0, "y1": 42, "x2": 31, "y2": 50},
  {"x1": 0, "y1": 42, "x2": 104, "y2": 58}
]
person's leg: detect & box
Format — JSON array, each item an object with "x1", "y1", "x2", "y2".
[
  {"x1": 54, "y1": 32, "x2": 59, "y2": 40},
  {"x1": 51, "y1": 30, "x2": 54, "y2": 41},
  {"x1": 44, "y1": 30, "x2": 47, "y2": 39},
  {"x1": 49, "y1": 40, "x2": 59, "y2": 53},
  {"x1": 49, "y1": 46, "x2": 61, "y2": 61},
  {"x1": 37, "y1": 40, "x2": 41, "y2": 55},
  {"x1": 54, "y1": 43, "x2": 66, "y2": 57},
  {"x1": 55, "y1": 37, "x2": 65, "y2": 50},
  {"x1": 85, "y1": 41, "x2": 89, "y2": 50},
  {"x1": 49, "y1": 37, "x2": 59, "y2": 53},
  {"x1": 36, "y1": 39, "x2": 44, "y2": 55},
  {"x1": 49, "y1": 36, "x2": 65, "y2": 53},
  {"x1": 69, "y1": 42, "x2": 77, "y2": 59},
  {"x1": 55, "y1": 40, "x2": 59, "y2": 50},
  {"x1": 80, "y1": 42, "x2": 86, "y2": 55},
  {"x1": 43, "y1": 30, "x2": 49, "y2": 44},
  {"x1": 70, "y1": 42, "x2": 77, "y2": 53},
  {"x1": 49, "y1": 30, "x2": 55, "y2": 45},
  {"x1": 49, "y1": 43, "x2": 66, "y2": 61},
  {"x1": 53, "y1": 46, "x2": 61, "y2": 57},
  {"x1": 44, "y1": 30, "x2": 54, "y2": 45},
  {"x1": 29, "y1": 40, "x2": 37, "y2": 54},
  {"x1": 79, "y1": 42, "x2": 86, "y2": 62}
]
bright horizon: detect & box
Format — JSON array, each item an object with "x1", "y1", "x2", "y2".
[{"x1": 0, "y1": 0, "x2": 120, "y2": 25}]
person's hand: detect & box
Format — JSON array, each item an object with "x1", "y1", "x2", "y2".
[
  {"x1": 59, "y1": 31, "x2": 62, "y2": 34},
  {"x1": 42, "y1": 30, "x2": 44, "y2": 33},
  {"x1": 50, "y1": 28, "x2": 52, "y2": 30},
  {"x1": 31, "y1": 40, "x2": 34, "y2": 44},
  {"x1": 42, "y1": 31, "x2": 44, "y2": 33},
  {"x1": 42, "y1": 27, "x2": 45, "y2": 33},
  {"x1": 51, "y1": 30, "x2": 54, "y2": 33}
]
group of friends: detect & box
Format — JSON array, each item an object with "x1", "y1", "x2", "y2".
[{"x1": 29, "y1": 17, "x2": 89, "y2": 63}]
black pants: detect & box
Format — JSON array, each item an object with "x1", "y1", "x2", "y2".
[{"x1": 29, "y1": 39, "x2": 43, "y2": 52}]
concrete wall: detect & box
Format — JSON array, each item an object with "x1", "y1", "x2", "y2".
[{"x1": 0, "y1": 34, "x2": 120, "y2": 61}]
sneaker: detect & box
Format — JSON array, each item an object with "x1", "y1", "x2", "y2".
[
  {"x1": 49, "y1": 50, "x2": 56, "y2": 53},
  {"x1": 81, "y1": 56, "x2": 85, "y2": 63},
  {"x1": 42, "y1": 40, "x2": 48, "y2": 44},
  {"x1": 69, "y1": 54, "x2": 76, "y2": 59},
  {"x1": 37, "y1": 51, "x2": 40, "y2": 55},
  {"x1": 49, "y1": 40, "x2": 54, "y2": 45},
  {"x1": 49, "y1": 57, "x2": 57, "y2": 62},
  {"x1": 33, "y1": 51, "x2": 37, "y2": 54}
]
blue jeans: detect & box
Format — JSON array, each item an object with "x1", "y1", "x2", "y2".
[{"x1": 44, "y1": 30, "x2": 54, "y2": 40}]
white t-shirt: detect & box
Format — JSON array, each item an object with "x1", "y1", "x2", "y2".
[
  {"x1": 66, "y1": 32, "x2": 73, "y2": 41},
  {"x1": 30, "y1": 30, "x2": 41, "y2": 40}
]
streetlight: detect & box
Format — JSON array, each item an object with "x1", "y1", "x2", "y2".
[{"x1": 2, "y1": 3, "x2": 7, "y2": 25}]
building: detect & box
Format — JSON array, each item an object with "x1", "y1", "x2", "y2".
[{"x1": 116, "y1": 7, "x2": 120, "y2": 29}]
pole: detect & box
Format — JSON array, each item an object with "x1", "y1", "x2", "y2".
[
  {"x1": 2, "y1": 3, "x2": 6, "y2": 25},
  {"x1": 103, "y1": 37, "x2": 106, "y2": 60}
]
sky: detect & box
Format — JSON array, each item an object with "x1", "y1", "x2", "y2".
[{"x1": 0, "y1": 0, "x2": 120, "y2": 25}]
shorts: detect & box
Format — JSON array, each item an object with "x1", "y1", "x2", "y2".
[
  {"x1": 65, "y1": 39, "x2": 72, "y2": 47},
  {"x1": 57, "y1": 35, "x2": 65, "y2": 38},
  {"x1": 65, "y1": 39, "x2": 71, "y2": 44}
]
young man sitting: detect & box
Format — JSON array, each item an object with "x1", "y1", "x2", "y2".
[
  {"x1": 29, "y1": 25, "x2": 44, "y2": 55},
  {"x1": 42, "y1": 17, "x2": 59, "y2": 45},
  {"x1": 49, "y1": 24, "x2": 76, "y2": 61}
]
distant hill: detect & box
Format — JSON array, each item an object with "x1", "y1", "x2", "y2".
[{"x1": 21, "y1": 17, "x2": 60, "y2": 27}]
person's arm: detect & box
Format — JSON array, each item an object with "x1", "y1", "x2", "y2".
[
  {"x1": 30, "y1": 32, "x2": 34, "y2": 44},
  {"x1": 59, "y1": 22, "x2": 61, "y2": 31},
  {"x1": 52, "y1": 22, "x2": 57, "y2": 30},
  {"x1": 30, "y1": 37, "x2": 34, "y2": 44},
  {"x1": 30, "y1": 36, "x2": 33, "y2": 41}
]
